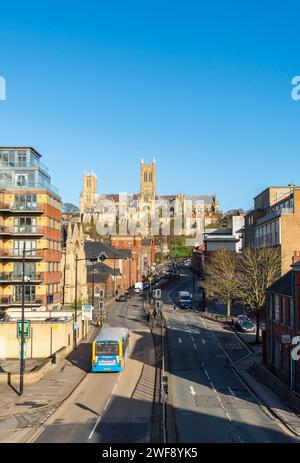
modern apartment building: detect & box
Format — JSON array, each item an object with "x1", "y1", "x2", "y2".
[
  {"x1": 244, "y1": 186, "x2": 300, "y2": 274},
  {"x1": 0, "y1": 147, "x2": 62, "y2": 314}
]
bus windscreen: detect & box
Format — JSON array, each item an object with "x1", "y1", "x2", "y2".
[{"x1": 96, "y1": 341, "x2": 119, "y2": 356}]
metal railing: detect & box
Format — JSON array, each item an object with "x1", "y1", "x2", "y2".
[
  {"x1": 0, "y1": 295, "x2": 42, "y2": 304},
  {"x1": 0, "y1": 226, "x2": 44, "y2": 234},
  {"x1": 0, "y1": 202, "x2": 44, "y2": 212},
  {"x1": 0, "y1": 272, "x2": 43, "y2": 281},
  {"x1": 0, "y1": 249, "x2": 43, "y2": 258}
]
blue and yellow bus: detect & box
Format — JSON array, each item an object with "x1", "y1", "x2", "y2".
[{"x1": 92, "y1": 327, "x2": 129, "y2": 372}]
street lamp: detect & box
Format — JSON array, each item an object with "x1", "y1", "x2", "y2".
[
  {"x1": 19, "y1": 244, "x2": 47, "y2": 396},
  {"x1": 74, "y1": 254, "x2": 98, "y2": 349}
]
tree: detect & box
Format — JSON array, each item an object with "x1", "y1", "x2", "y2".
[
  {"x1": 237, "y1": 247, "x2": 281, "y2": 343},
  {"x1": 201, "y1": 249, "x2": 239, "y2": 317},
  {"x1": 63, "y1": 203, "x2": 80, "y2": 215}
]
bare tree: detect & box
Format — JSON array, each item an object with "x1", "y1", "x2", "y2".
[
  {"x1": 237, "y1": 247, "x2": 281, "y2": 343},
  {"x1": 201, "y1": 249, "x2": 239, "y2": 317}
]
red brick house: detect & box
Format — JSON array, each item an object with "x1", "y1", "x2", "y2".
[{"x1": 264, "y1": 257, "x2": 300, "y2": 392}]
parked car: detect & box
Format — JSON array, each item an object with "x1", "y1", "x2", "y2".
[
  {"x1": 239, "y1": 319, "x2": 256, "y2": 333},
  {"x1": 235, "y1": 314, "x2": 250, "y2": 329},
  {"x1": 116, "y1": 294, "x2": 128, "y2": 302}
]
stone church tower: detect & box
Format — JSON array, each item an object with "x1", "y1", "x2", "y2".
[
  {"x1": 79, "y1": 172, "x2": 97, "y2": 214},
  {"x1": 140, "y1": 158, "x2": 156, "y2": 202}
]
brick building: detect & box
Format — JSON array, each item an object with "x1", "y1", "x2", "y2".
[
  {"x1": 264, "y1": 256, "x2": 300, "y2": 392},
  {"x1": 244, "y1": 185, "x2": 300, "y2": 274}
]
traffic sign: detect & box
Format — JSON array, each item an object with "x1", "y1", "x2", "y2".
[
  {"x1": 17, "y1": 320, "x2": 30, "y2": 339},
  {"x1": 261, "y1": 322, "x2": 266, "y2": 332},
  {"x1": 99, "y1": 252, "x2": 107, "y2": 263},
  {"x1": 74, "y1": 321, "x2": 79, "y2": 330},
  {"x1": 81, "y1": 305, "x2": 93, "y2": 321}
]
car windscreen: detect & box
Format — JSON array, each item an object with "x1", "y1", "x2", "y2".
[
  {"x1": 96, "y1": 341, "x2": 119, "y2": 356},
  {"x1": 241, "y1": 321, "x2": 254, "y2": 329}
]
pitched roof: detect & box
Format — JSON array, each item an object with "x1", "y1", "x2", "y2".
[
  {"x1": 86, "y1": 261, "x2": 120, "y2": 283},
  {"x1": 84, "y1": 241, "x2": 125, "y2": 259},
  {"x1": 267, "y1": 271, "x2": 292, "y2": 296}
]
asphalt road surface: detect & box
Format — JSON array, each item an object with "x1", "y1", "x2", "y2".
[
  {"x1": 35, "y1": 293, "x2": 155, "y2": 443},
  {"x1": 165, "y1": 268, "x2": 299, "y2": 443}
]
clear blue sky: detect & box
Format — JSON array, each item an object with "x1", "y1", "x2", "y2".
[{"x1": 1, "y1": 1, "x2": 300, "y2": 212}]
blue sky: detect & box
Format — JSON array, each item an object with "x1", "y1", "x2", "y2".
[{"x1": 1, "y1": 1, "x2": 300, "y2": 211}]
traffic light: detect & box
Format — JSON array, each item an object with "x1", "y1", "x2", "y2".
[
  {"x1": 155, "y1": 300, "x2": 163, "y2": 311},
  {"x1": 153, "y1": 289, "x2": 161, "y2": 299},
  {"x1": 99, "y1": 289, "x2": 105, "y2": 300},
  {"x1": 99, "y1": 301, "x2": 105, "y2": 311}
]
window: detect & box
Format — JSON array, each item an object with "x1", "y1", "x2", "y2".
[
  {"x1": 269, "y1": 294, "x2": 273, "y2": 319},
  {"x1": 96, "y1": 341, "x2": 119, "y2": 356},
  {"x1": 144, "y1": 172, "x2": 148, "y2": 182},
  {"x1": 17, "y1": 152, "x2": 27, "y2": 166},
  {"x1": 16, "y1": 174, "x2": 28, "y2": 187},
  {"x1": 14, "y1": 217, "x2": 36, "y2": 233},
  {"x1": 274, "y1": 340, "x2": 280, "y2": 369},
  {"x1": 14, "y1": 240, "x2": 36, "y2": 256},
  {"x1": 281, "y1": 298, "x2": 286, "y2": 325},
  {"x1": 14, "y1": 285, "x2": 36, "y2": 301},
  {"x1": 287, "y1": 298, "x2": 292, "y2": 327},
  {"x1": 274, "y1": 295, "x2": 280, "y2": 321}
]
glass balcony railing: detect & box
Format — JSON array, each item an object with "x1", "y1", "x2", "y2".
[
  {"x1": 0, "y1": 272, "x2": 43, "y2": 281},
  {"x1": 0, "y1": 202, "x2": 44, "y2": 212},
  {"x1": 0, "y1": 226, "x2": 44, "y2": 235},
  {"x1": 0, "y1": 249, "x2": 43, "y2": 258},
  {"x1": 0, "y1": 295, "x2": 42, "y2": 304},
  {"x1": 0, "y1": 180, "x2": 60, "y2": 197}
]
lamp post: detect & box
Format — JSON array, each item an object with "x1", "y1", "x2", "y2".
[
  {"x1": 19, "y1": 242, "x2": 26, "y2": 396},
  {"x1": 192, "y1": 250, "x2": 195, "y2": 294},
  {"x1": 74, "y1": 254, "x2": 78, "y2": 349},
  {"x1": 74, "y1": 254, "x2": 98, "y2": 349},
  {"x1": 19, "y1": 244, "x2": 47, "y2": 396}
]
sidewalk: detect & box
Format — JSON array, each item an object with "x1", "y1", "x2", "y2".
[
  {"x1": 234, "y1": 354, "x2": 300, "y2": 437},
  {"x1": 207, "y1": 316, "x2": 300, "y2": 438},
  {"x1": 0, "y1": 322, "x2": 98, "y2": 442}
]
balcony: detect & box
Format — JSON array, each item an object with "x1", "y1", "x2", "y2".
[
  {"x1": 0, "y1": 296, "x2": 42, "y2": 307},
  {"x1": 0, "y1": 249, "x2": 43, "y2": 260},
  {"x1": 0, "y1": 272, "x2": 43, "y2": 283},
  {"x1": 0, "y1": 226, "x2": 44, "y2": 237},
  {"x1": 0, "y1": 202, "x2": 44, "y2": 214}
]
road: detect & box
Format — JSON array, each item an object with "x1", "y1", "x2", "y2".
[
  {"x1": 164, "y1": 268, "x2": 299, "y2": 443},
  {"x1": 35, "y1": 293, "x2": 156, "y2": 443}
]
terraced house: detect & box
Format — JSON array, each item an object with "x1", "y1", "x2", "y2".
[{"x1": 0, "y1": 147, "x2": 62, "y2": 315}]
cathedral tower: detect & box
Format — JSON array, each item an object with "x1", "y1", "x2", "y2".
[
  {"x1": 79, "y1": 172, "x2": 97, "y2": 214},
  {"x1": 140, "y1": 158, "x2": 156, "y2": 202}
]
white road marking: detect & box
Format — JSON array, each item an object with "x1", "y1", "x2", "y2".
[
  {"x1": 228, "y1": 387, "x2": 236, "y2": 397},
  {"x1": 204, "y1": 369, "x2": 210, "y2": 380},
  {"x1": 189, "y1": 386, "x2": 196, "y2": 396},
  {"x1": 225, "y1": 412, "x2": 232, "y2": 422},
  {"x1": 178, "y1": 337, "x2": 182, "y2": 343},
  {"x1": 104, "y1": 397, "x2": 111, "y2": 410},
  {"x1": 202, "y1": 338, "x2": 206, "y2": 344},
  {"x1": 112, "y1": 384, "x2": 117, "y2": 393},
  {"x1": 88, "y1": 415, "x2": 102, "y2": 440}
]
